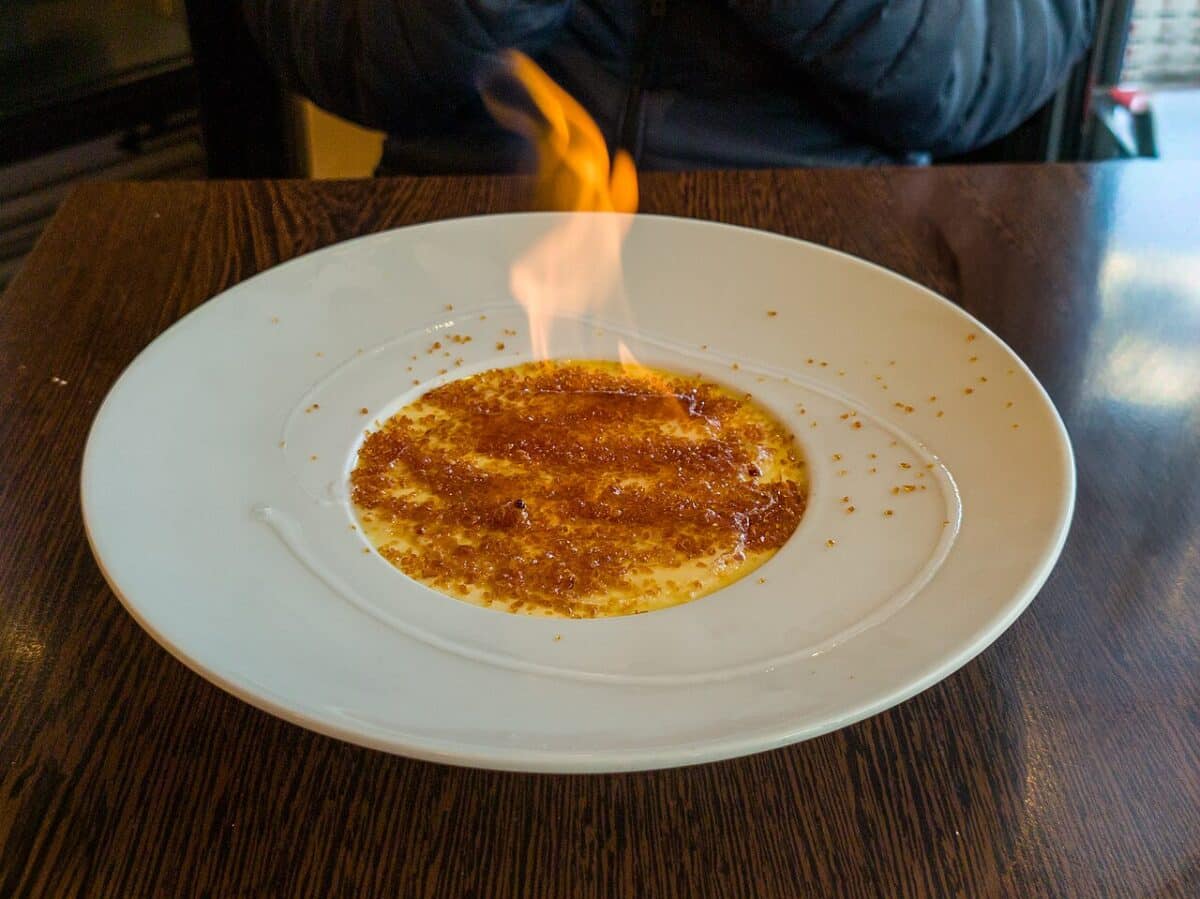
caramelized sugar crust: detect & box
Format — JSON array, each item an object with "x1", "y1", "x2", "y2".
[{"x1": 351, "y1": 361, "x2": 807, "y2": 617}]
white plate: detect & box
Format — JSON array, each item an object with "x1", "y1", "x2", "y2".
[{"x1": 82, "y1": 213, "x2": 1074, "y2": 772}]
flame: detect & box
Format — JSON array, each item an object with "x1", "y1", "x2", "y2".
[
  {"x1": 616, "y1": 339, "x2": 642, "y2": 371},
  {"x1": 618, "y1": 339, "x2": 691, "y2": 422},
  {"x1": 481, "y1": 51, "x2": 638, "y2": 360}
]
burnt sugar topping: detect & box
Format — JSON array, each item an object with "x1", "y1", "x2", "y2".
[{"x1": 351, "y1": 361, "x2": 807, "y2": 618}]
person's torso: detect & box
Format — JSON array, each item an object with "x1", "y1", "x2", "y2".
[{"x1": 381, "y1": 0, "x2": 902, "y2": 174}]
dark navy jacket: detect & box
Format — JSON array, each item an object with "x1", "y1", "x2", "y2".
[{"x1": 244, "y1": 0, "x2": 1094, "y2": 172}]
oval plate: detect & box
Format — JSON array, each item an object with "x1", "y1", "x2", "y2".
[{"x1": 82, "y1": 214, "x2": 1074, "y2": 772}]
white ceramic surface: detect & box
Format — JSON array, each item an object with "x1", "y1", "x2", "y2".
[{"x1": 81, "y1": 213, "x2": 1074, "y2": 772}]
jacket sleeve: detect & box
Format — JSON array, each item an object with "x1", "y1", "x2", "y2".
[
  {"x1": 242, "y1": 0, "x2": 573, "y2": 135},
  {"x1": 726, "y1": 0, "x2": 1095, "y2": 156}
]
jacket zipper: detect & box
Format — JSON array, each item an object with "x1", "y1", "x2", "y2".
[{"x1": 617, "y1": 0, "x2": 669, "y2": 161}]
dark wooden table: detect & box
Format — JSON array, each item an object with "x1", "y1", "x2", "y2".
[{"x1": 2, "y1": 164, "x2": 1198, "y2": 898}]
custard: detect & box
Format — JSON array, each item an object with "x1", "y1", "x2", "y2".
[{"x1": 350, "y1": 361, "x2": 806, "y2": 617}]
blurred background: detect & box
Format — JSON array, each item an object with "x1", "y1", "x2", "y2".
[{"x1": 1, "y1": 0, "x2": 1197, "y2": 291}]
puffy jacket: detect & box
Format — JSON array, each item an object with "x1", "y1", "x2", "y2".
[{"x1": 243, "y1": 0, "x2": 1094, "y2": 172}]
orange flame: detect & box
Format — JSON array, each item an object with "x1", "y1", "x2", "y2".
[
  {"x1": 481, "y1": 51, "x2": 638, "y2": 359},
  {"x1": 618, "y1": 339, "x2": 689, "y2": 421},
  {"x1": 615, "y1": 339, "x2": 642, "y2": 371}
]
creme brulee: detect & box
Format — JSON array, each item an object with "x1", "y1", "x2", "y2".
[{"x1": 350, "y1": 360, "x2": 807, "y2": 618}]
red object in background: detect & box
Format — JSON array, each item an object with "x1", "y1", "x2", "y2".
[
  {"x1": 1106, "y1": 86, "x2": 1158, "y2": 157},
  {"x1": 1109, "y1": 87, "x2": 1150, "y2": 114}
]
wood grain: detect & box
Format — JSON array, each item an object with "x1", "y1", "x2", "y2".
[{"x1": 2, "y1": 165, "x2": 1198, "y2": 898}]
